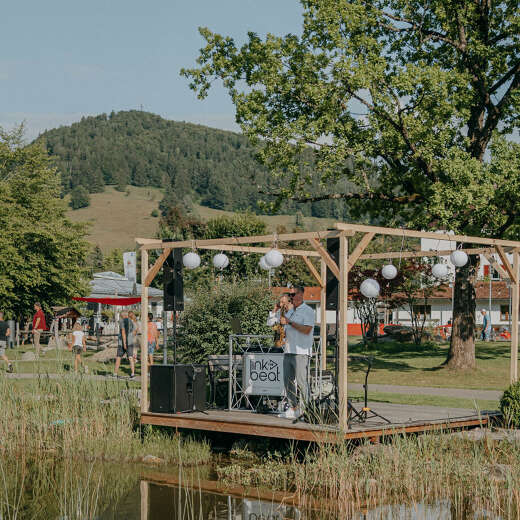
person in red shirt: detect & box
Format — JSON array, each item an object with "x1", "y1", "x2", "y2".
[{"x1": 32, "y1": 302, "x2": 47, "y2": 357}]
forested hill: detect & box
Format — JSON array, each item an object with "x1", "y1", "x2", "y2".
[{"x1": 36, "y1": 110, "x2": 348, "y2": 218}]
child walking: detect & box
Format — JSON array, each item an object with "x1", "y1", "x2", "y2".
[{"x1": 68, "y1": 321, "x2": 87, "y2": 374}]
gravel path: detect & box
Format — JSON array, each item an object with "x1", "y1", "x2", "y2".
[{"x1": 348, "y1": 383, "x2": 502, "y2": 401}]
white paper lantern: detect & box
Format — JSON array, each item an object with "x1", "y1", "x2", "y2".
[
  {"x1": 265, "y1": 249, "x2": 284, "y2": 268},
  {"x1": 381, "y1": 264, "x2": 398, "y2": 280},
  {"x1": 213, "y1": 253, "x2": 229, "y2": 269},
  {"x1": 432, "y1": 263, "x2": 449, "y2": 279},
  {"x1": 360, "y1": 278, "x2": 380, "y2": 298},
  {"x1": 259, "y1": 256, "x2": 271, "y2": 270},
  {"x1": 183, "y1": 252, "x2": 201, "y2": 269},
  {"x1": 450, "y1": 250, "x2": 468, "y2": 267}
]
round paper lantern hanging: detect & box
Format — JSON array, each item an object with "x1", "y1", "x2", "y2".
[
  {"x1": 213, "y1": 253, "x2": 229, "y2": 269},
  {"x1": 381, "y1": 264, "x2": 398, "y2": 280},
  {"x1": 265, "y1": 249, "x2": 284, "y2": 268},
  {"x1": 259, "y1": 256, "x2": 271, "y2": 270},
  {"x1": 450, "y1": 250, "x2": 468, "y2": 267},
  {"x1": 360, "y1": 278, "x2": 380, "y2": 298},
  {"x1": 432, "y1": 263, "x2": 449, "y2": 279},
  {"x1": 183, "y1": 251, "x2": 201, "y2": 270}
]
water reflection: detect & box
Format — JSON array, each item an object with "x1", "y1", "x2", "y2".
[
  {"x1": 140, "y1": 479, "x2": 302, "y2": 520},
  {"x1": 0, "y1": 458, "x2": 502, "y2": 519}
]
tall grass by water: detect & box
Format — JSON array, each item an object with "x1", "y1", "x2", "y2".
[
  {"x1": 219, "y1": 432, "x2": 520, "y2": 518},
  {"x1": 0, "y1": 374, "x2": 211, "y2": 465}
]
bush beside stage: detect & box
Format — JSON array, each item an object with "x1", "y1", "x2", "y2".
[{"x1": 178, "y1": 282, "x2": 275, "y2": 364}]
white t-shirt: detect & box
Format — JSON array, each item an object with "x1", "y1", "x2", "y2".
[
  {"x1": 284, "y1": 303, "x2": 315, "y2": 355},
  {"x1": 72, "y1": 330, "x2": 84, "y2": 346}
]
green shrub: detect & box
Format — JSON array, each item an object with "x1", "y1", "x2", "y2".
[
  {"x1": 151, "y1": 209, "x2": 159, "y2": 217},
  {"x1": 500, "y1": 381, "x2": 520, "y2": 426},
  {"x1": 69, "y1": 185, "x2": 90, "y2": 209},
  {"x1": 178, "y1": 281, "x2": 274, "y2": 363}
]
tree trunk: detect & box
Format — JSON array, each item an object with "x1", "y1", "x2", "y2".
[{"x1": 445, "y1": 255, "x2": 478, "y2": 369}]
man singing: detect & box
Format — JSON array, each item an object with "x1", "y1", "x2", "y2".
[{"x1": 278, "y1": 286, "x2": 315, "y2": 419}]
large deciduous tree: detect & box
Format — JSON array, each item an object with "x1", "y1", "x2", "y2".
[
  {"x1": 183, "y1": 0, "x2": 520, "y2": 369},
  {"x1": 0, "y1": 126, "x2": 89, "y2": 319}
]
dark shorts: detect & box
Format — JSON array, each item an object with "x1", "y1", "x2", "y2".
[
  {"x1": 73, "y1": 345, "x2": 83, "y2": 355},
  {"x1": 117, "y1": 343, "x2": 134, "y2": 358}
]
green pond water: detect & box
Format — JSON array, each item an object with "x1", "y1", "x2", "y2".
[{"x1": 0, "y1": 459, "x2": 499, "y2": 519}]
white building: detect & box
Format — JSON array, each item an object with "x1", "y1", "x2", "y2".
[{"x1": 303, "y1": 231, "x2": 516, "y2": 334}]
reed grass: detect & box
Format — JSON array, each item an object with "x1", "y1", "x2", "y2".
[
  {"x1": 0, "y1": 373, "x2": 211, "y2": 465},
  {"x1": 0, "y1": 458, "x2": 138, "y2": 519},
  {"x1": 217, "y1": 431, "x2": 520, "y2": 518}
]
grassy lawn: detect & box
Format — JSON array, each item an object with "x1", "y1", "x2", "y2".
[
  {"x1": 2, "y1": 343, "x2": 142, "y2": 379},
  {"x1": 348, "y1": 389, "x2": 498, "y2": 411},
  {"x1": 346, "y1": 338, "x2": 513, "y2": 391},
  {"x1": 5, "y1": 339, "x2": 509, "y2": 409},
  {"x1": 65, "y1": 185, "x2": 336, "y2": 252}
]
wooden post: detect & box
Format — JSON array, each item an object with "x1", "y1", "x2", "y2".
[
  {"x1": 140, "y1": 480, "x2": 149, "y2": 520},
  {"x1": 338, "y1": 233, "x2": 349, "y2": 430},
  {"x1": 141, "y1": 248, "x2": 149, "y2": 414},
  {"x1": 320, "y1": 259, "x2": 327, "y2": 372},
  {"x1": 511, "y1": 249, "x2": 519, "y2": 383}
]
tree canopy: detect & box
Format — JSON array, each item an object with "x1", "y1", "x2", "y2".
[
  {"x1": 183, "y1": 0, "x2": 520, "y2": 235},
  {"x1": 0, "y1": 126, "x2": 90, "y2": 318},
  {"x1": 183, "y1": 0, "x2": 520, "y2": 369}
]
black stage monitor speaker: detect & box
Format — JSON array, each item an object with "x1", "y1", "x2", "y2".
[
  {"x1": 163, "y1": 249, "x2": 184, "y2": 311},
  {"x1": 326, "y1": 237, "x2": 339, "y2": 310},
  {"x1": 150, "y1": 364, "x2": 206, "y2": 413}
]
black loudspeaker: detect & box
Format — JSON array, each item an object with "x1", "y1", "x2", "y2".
[
  {"x1": 326, "y1": 237, "x2": 339, "y2": 310},
  {"x1": 163, "y1": 249, "x2": 184, "y2": 311},
  {"x1": 150, "y1": 364, "x2": 206, "y2": 413}
]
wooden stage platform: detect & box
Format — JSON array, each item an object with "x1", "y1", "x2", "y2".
[{"x1": 141, "y1": 402, "x2": 498, "y2": 442}]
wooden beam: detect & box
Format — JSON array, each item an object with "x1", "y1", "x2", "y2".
[
  {"x1": 144, "y1": 247, "x2": 172, "y2": 287},
  {"x1": 301, "y1": 256, "x2": 324, "y2": 287},
  {"x1": 359, "y1": 247, "x2": 500, "y2": 261},
  {"x1": 140, "y1": 480, "x2": 149, "y2": 520},
  {"x1": 347, "y1": 232, "x2": 375, "y2": 271},
  {"x1": 320, "y1": 259, "x2": 327, "y2": 372},
  {"x1": 200, "y1": 244, "x2": 320, "y2": 257},
  {"x1": 140, "y1": 249, "x2": 149, "y2": 415},
  {"x1": 137, "y1": 230, "x2": 341, "y2": 250},
  {"x1": 496, "y1": 245, "x2": 518, "y2": 284},
  {"x1": 511, "y1": 249, "x2": 519, "y2": 383},
  {"x1": 338, "y1": 233, "x2": 349, "y2": 430},
  {"x1": 309, "y1": 238, "x2": 340, "y2": 279},
  {"x1": 483, "y1": 253, "x2": 509, "y2": 280},
  {"x1": 335, "y1": 222, "x2": 520, "y2": 248}
]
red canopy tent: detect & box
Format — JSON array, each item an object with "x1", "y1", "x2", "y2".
[{"x1": 72, "y1": 296, "x2": 141, "y2": 306}]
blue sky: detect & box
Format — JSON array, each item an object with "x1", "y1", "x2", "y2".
[{"x1": 1, "y1": 0, "x2": 303, "y2": 140}]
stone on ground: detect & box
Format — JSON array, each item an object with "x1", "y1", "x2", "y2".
[
  {"x1": 141, "y1": 455, "x2": 164, "y2": 465},
  {"x1": 91, "y1": 347, "x2": 118, "y2": 362}
]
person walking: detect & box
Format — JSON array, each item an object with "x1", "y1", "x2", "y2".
[
  {"x1": 128, "y1": 311, "x2": 139, "y2": 376},
  {"x1": 32, "y1": 302, "x2": 47, "y2": 357},
  {"x1": 481, "y1": 309, "x2": 492, "y2": 341},
  {"x1": 0, "y1": 312, "x2": 13, "y2": 373},
  {"x1": 113, "y1": 311, "x2": 134, "y2": 378},
  {"x1": 68, "y1": 321, "x2": 87, "y2": 373},
  {"x1": 147, "y1": 312, "x2": 159, "y2": 366}
]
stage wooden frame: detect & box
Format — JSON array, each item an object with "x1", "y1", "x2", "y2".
[{"x1": 136, "y1": 222, "x2": 520, "y2": 433}]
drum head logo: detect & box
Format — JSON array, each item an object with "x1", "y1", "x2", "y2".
[
  {"x1": 244, "y1": 354, "x2": 285, "y2": 396},
  {"x1": 250, "y1": 358, "x2": 280, "y2": 382}
]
